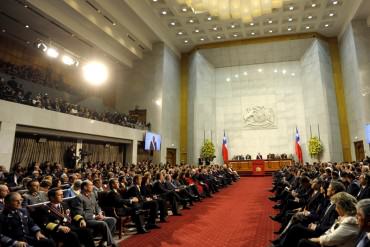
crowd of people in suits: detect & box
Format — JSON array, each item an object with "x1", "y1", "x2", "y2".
[
  {"x1": 268, "y1": 160, "x2": 370, "y2": 247},
  {"x1": 0, "y1": 75, "x2": 149, "y2": 130},
  {"x1": 0, "y1": 160, "x2": 239, "y2": 247}
]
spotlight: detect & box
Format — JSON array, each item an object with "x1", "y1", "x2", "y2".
[
  {"x1": 62, "y1": 55, "x2": 75, "y2": 66},
  {"x1": 37, "y1": 42, "x2": 48, "y2": 52},
  {"x1": 82, "y1": 62, "x2": 108, "y2": 86},
  {"x1": 46, "y1": 48, "x2": 59, "y2": 58}
]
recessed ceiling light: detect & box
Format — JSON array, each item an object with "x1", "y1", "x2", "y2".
[
  {"x1": 288, "y1": 17, "x2": 293, "y2": 22},
  {"x1": 274, "y1": 69, "x2": 278, "y2": 73},
  {"x1": 182, "y1": 7, "x2": 187, "y2": 12},
  {"x1": 251, "y1": 32, "x2": 255, "y2": 35},
  {"x1": 184, "y1": 40, "x2": 189, "y2": 43},
  {"x1": 258, "y1": 68, "x2": 263, "y2": 72},
  {"x1": 282, "y1": 69, "x2": 287, "y2": 74},
  {"x1": 233, "y1": 33, "x2": 238, "y2": 37},
  {"x1": 112, "y1": 22, "x2": 116, "y2": 26},
  {"x1": 324, "y1": 23, "x2": 330, "y2": 27},
  {"x1": 25, "y1": 25, "x2": 29, "y2": 28},
  {"x1": 269, "y1": 29, "x2": 273, "y2": 33},
  {"x1": 234, "y1": 74, "x2": 239, "y2": 78},
  {"x1": 226, "y1": 77, "x2": 231, "y2": 82},
  {"x1": 306, "y1": 26, "x2": 310, "y2": 29},
  {"x1": 200, "y1": 37, "x2": 205, "y2": 41},
  {"x1": 230, "y1": 24, "x2": 236, "y2": 28},
  {"x1": 289, "y1": 6, "x2": 294, "y2": 10},
  {"x1": 152, "y1": 0, "x2": 158, "y2": 2},
  {"x1": 195, "y1": 29, "x2": 200, "y2": 33},
  {"x1": 178, "y1": 31, "x2": 183, "y2": 35},
  {"x1": 213, "y1": 26, "x2": 218, "y2": 31},
  {"x1": 308, "y1": 15, "x2": 313, "y2": 19},
  {"x1": 24, "y1": 5, "x2": 28, "y2": 8},
  {"x1": 268, "y1": 20, "x2": 273, "y2": 24},
  {"x1": 288, "y1": 27, "x2": 292, "y2": 31},
  {"x1": 329, "y1": 12, "x2": 335, "y2": 17},
  {"x1": 250, "y1": 22, "x2": 255, "y2": 26},
  {"x1": 332, "y1": 1, "x2": 338, "y2": 5},
  {"x1": 1, "y1": 29, "x2": 5, "y2": 33},
  {"x1": 311, "y1": 3, "x2": 317, "y2": 7},
  {"x1": 291, "y1": 73, "x2": 295, "y2": 76},
  {"x1": 170, "y1": 21, "x2": 176, "y2": 26},
  {"x1": 217, "y1": 35, "x2": 222, "y2": 39},
  {"x1": 189, "y1": 19, "x2": 195, "y2": 23},
  {"x1": 161, "y1": 10, "x2": 167, "y2": 15},
  {"x1": 243, "y1": 71, "x2": 248, "y2": 75},
  {"x1": 207, "y1": 16, "x2": 212, "y2": 21}
]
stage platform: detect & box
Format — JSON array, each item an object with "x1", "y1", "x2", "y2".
[{"x1": 228, "y1": 159, "x2": 292, "y2": 176}]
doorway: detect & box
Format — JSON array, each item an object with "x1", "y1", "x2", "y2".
[
  {"x1": 354, "y1": 140, "x2": 365, "y2": 161},
  {"x1": 166, "y1": 148, "x2": 177, "y2": 165}
]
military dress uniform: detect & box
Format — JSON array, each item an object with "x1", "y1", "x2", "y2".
[
  {"x1": 0, "y1": 207, "x2": 55, "y2": 247},
  {"x1": 39, "y1": 202, "x2": 95, "y2": 247}
]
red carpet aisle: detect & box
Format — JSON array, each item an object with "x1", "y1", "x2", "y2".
[{"x1": 120, "y1": 177, "x2": 279, "y2": 247}]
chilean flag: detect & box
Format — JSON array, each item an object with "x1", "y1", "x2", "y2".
[
  {"x1": 295, "y1": 127, "x2": 303, "y2": 163},
  {"x1": 222, "y1": 131, "x2": 229, "y2": 163}
]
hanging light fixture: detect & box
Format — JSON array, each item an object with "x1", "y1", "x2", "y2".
[{"x1": 177, "y1": 0, "x2": 286, "y2": 23}]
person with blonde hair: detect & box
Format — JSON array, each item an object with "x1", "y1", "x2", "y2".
[{"x1": 298, "y1": 192, "x2": 359, "y2": 247}]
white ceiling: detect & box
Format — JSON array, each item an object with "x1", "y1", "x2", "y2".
[
  {"x1": 199, "y1": 38, "x2": 314, "y2": 68},
  {"x1": 146, "y1": 0, "x2": 364, "y2": 51},
  {"x1": 0, "y1": 0, "x2": 367, "y2": 70}
]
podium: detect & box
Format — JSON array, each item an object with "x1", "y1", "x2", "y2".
[{"x1": 252, "y1": 160, "x2": 265, "y2": 176}]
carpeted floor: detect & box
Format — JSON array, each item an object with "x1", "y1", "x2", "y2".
[{"x1": 120, "y1": 177, "x2": 278, "y2": 247}]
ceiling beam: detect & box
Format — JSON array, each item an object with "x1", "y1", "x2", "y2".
[
  {"x1": 93, "y1": 0, "x2": 153, "y2": 51},
  {"x1": 63, "y1": 0, "x2": 143, "y2": 60},
  {"x1": 124, "y1": 0, "x2": 181, "y2": 58},
  {"x1": 28, "y1": 0, "x2": 134, "y2": 67}
]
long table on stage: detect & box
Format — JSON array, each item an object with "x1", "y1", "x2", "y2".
[{"x1": 228, "y1": 159, "x2": 292, "y2": 176}]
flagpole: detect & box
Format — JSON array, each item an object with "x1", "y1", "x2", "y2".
[
  {"x1": 317, "y1": 124, "x2": 321, "y2": 140},
  {"x1": 310, "y1": 124, "x2": 312, "y2": 138}
]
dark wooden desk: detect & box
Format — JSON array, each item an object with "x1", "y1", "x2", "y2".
[{"x1": 228, "y1": 159, "x2": 292, "y2": 176}]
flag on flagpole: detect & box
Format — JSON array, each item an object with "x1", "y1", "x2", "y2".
[
  {"x1": 222, "y1": 131, "x2": 229, "y2": 163},
  {"x1": 295, "y1": 127, "x2": 303, "y2": 163}
]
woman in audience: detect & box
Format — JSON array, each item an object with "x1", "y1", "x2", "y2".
[{"x1": 298, "y1": 192, "x2": 359, "y2": 247}]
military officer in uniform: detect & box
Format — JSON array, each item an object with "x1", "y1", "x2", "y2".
[
  {"x1": 39, "y1": 188, "x2": 95, "y2": 247},
  {"x1": 0, "y1": 192, "x2": 55, "y2": 247}
]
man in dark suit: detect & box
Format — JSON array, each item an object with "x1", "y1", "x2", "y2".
[
  {"x1": 358, "y1": 173, "x2": 370, "y2": 200},
  {"x1": 70, "y1": 180, "x2": 117, "y2": 247},
  {"x1": 256, "y1": 153, "x2": 263, "y2": 160},
  {"x1": 127, "y1": 175, "x2": 160, "y2": 229},
  {"x1": 149, "y1": 136, "x2": 157, "y2": 151},
  {"x1": 38, "y1": 188, "x2": 95, "y2": 247},
  {"x1": 345, "y1": 172, "x2": 360, "y2": 197},
  {"x1": 0, "y1": 192, "x2": 55, "y2": 247},
  {"x1": 107, "y1": 178, "x2": 149, "y2": 234},
  {"x1": 152, "y1": 172, "x2": 183, "y2": 215},
  {"x1": 355, "y1": 199, "x2": 370, "y2": 247}
]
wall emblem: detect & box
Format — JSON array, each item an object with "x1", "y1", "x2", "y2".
[{"x1": 243, "y1": 106, "x2": 276, "y2": 129}]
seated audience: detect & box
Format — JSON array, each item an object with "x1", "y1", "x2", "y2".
[{"x1": 298, "y1": 192, "x2": 359, "y2": 247}]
